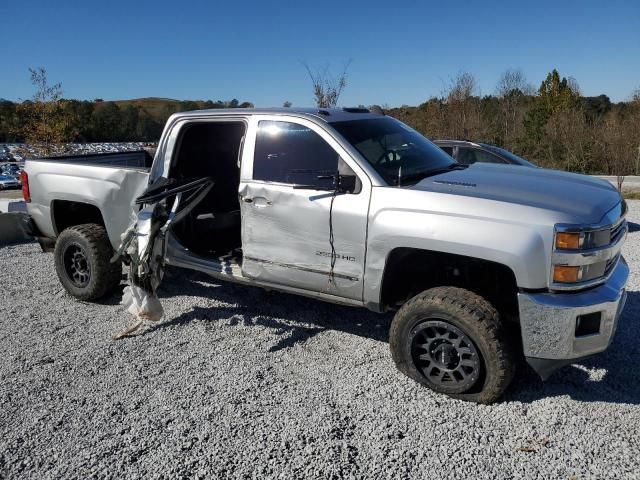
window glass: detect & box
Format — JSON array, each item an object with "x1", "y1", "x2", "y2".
[
  {"x1": 439, "y1": 146, "x2": 454, "y2": 156},
  {"x1": 253, "y1": 121, "x2": 339, "y2": 186},
  {"x1": 457, "y1": 148, "x2": 506, "y2": 165},
  {"x1": 482, "y1": 145, "x2": 536, "y2": 167},
  {"x1": 331, "y1": 117, "x2": 454, "y2": 186}
]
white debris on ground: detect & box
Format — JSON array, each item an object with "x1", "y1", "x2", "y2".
[{"x1": 0, "y1": 203, "x2": 639, "y2": 478}]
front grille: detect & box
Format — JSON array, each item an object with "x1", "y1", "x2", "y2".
[
  {"x1": 610, "y1": 220, "x2": 626, "y2": 245},
  {"x1": 604, "y1": 253, "x2": 620, "y2": 277}
]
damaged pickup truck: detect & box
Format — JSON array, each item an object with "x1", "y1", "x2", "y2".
[{"x1": 23, "y1": 108, "x2": 629, "y2": 403}]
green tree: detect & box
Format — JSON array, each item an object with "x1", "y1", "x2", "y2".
[
  {"x1": 90, "y1": 102, "x2": 122, "y2": 141},
  {"x1": 538, "y1": 69, "x2": 580, "y2": 114},
  {"x1": 15, "y1": 67, "x2": 77, "y2": 154},
  {"x1": 0, "y1": 99, "x2": 20, "y2": 142}
]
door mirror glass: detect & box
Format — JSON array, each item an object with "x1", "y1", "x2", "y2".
[{"x1": 337, "y1": 158, "x2": 361, "y2": 194}]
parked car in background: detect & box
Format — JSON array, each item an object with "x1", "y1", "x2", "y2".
[
  {"x1": 0, "y1": 175, "x2": 21, "y2": 190},
  {"x1": 1, "y1": 163, "x2": 21, "y2": 175},
  {"x1": 433, "y1": 140, "x2": 537, "y2": 167}
]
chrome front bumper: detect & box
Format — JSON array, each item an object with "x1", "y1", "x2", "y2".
[{"x1": 518, "y1": 258, "x2": 629, "y2": 379}]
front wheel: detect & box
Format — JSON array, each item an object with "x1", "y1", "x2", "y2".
[
  {"x1": 54, "y1": 223, "x2": 122, "y2": 301},
  {"x1": 389, "y1": 287, "x2": 515, "y2": 404}
]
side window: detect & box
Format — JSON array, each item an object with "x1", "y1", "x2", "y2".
[
  {"x1": 457, "y1": 148, "x2": 506, "y2": 165},
  {"x1": 253, "y1": 120, "x2": 339, "y2": 186},
  {"x1": 456, "y1": 148, "x2": 476, "y2": 165},
  {"x1": 474, "y1": 149, "x2": 506, "y2": 164},
  {"x1": 438, "y1": 146, "x2": 454, "y2": 157}
]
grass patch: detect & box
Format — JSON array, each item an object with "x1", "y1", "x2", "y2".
[{"x1": 623, "y1": 191, "x2": 640, "y2": 200}]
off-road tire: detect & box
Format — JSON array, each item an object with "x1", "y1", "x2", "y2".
[
  {"x1": 54, "y1": 223, "x2": 122, "y2": 301},
  {"x1": 390, "y1": 286, "x2": 515, "y2": 404}
]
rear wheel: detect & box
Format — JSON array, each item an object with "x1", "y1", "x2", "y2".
[
  {"x1": 54, "y1": 223, "x2": 122, "y2": 301},
  {"x1": 389, "y1": 286, "x2": 515, "y2": 404}
]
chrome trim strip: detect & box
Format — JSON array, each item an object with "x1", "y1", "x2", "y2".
[{"x1": 244, "y1": 256, "x2": 360, "y2": 282}]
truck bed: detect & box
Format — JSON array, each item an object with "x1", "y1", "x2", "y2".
[
  {"x1": 37, "y1": 150, "x2": 153, "y2": 169},
  {"x1": 25, "y1": 151, "x2": 152, "y2": 249}
]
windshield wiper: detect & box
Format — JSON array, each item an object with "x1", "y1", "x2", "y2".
[{"x1": 397, "y1": 163, "x2": 467, "y2": 185}]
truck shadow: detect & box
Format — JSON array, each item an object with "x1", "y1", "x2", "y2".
[
  {"x1": 154, "y1": 268, "x2": 640, "y2": 405},
  {"x1": 154, "y1": 268, "x2": 392, "y2": 351},
  {"x1": 627, "y1": 221, "x2": 640, "y2": 233}
]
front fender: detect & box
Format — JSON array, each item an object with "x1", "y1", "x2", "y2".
[{"x1": 363, "y1": 207, "x2": 551, "y2": 310}]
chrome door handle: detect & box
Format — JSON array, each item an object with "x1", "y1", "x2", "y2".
[{"x1": 253, "y1": 197, "x2": 272, "y2": 207}]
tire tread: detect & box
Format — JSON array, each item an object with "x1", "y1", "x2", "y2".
[{"x1": 390, "y1": 286, "x2": 515, "y2": 404}]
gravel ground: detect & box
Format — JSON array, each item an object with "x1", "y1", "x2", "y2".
[{"x1": 1, "y1": 204, "x2": 640, "y2": 479}]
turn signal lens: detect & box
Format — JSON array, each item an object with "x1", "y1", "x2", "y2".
[
  {"x1": 553, "y1": 265, "x2": 580, "y2": 283},
  {"x1": 555, "y1": 232, "x2": 580, "y2": 250}
]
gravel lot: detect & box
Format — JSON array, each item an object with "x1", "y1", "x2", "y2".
[{"x1": 1, "y1": 204, "x2": 639, "y2": 479}]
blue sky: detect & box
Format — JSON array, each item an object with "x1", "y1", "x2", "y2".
[{"x1": 2, "y1": 0, "x2": 639, "y2": 106}]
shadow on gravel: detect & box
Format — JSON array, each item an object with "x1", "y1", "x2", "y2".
[
  {"x1": 507, "y1": 290, "x2": 640, "y2": 405},
  {"x1": 627, "y1": 221, "x2": 640, "y2": 233},
  {"x1": 150, "y1": 268, "x2": 392, "y2": 351},
  {"x1": 146, "y1": 268, "x2": 639, "y2": 405}
]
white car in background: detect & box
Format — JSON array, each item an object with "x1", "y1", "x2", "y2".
[{"x1": 0, "y1": 175, "x2": 20, "y2": 190}]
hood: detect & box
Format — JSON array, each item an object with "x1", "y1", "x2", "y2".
[{"x1": 410, "y1": 163, "x2": 621, "y2": 224}]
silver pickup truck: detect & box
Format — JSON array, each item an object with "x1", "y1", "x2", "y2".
[{"x1": 24, "y1": 107, "x2": 629, "y2": 403}]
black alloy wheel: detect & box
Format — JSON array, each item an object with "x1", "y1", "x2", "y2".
[
  {"x1": 63, "y1": 243, "x2": 91, "y2": 288},
  {"x1": 410, "y1": 319, "x2": 481, "y2": 393}
]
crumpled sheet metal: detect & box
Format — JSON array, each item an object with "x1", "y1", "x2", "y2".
[{"x1": 114, "y1": 207, "x2": 166, "y2": 338}]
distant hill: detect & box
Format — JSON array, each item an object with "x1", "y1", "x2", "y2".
[{"x1": 106, "y1": 97, "x2": 253, "y2": 120}]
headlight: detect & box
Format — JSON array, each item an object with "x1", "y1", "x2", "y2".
[
  {"x1": 551, "y1": 218, "x2": 626, "y2": 290},
  {"x1": 555, "y1": 232, "x2": 580, "y2": 250},
  {"x1": 554, "y1": 229, "x2": 611, "y2": 251},
  {"x1": 552, "y1": 265, "x2": 581, "y2": 283}
]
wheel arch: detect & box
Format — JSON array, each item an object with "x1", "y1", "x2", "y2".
[
  {"x1": 51, "y1": 200, "x2": 106, "y2": 236},
  {"x1": 378, "y1": 247, "x2": 520, "y2": 322}
]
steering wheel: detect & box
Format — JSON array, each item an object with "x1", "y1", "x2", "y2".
[{"x1": 376, "y1": 149, "x2": 400, "y2": 166}]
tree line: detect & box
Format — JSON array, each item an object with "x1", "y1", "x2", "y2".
[
  {"x1": 388, "y1": 69, "x2": 640, "y2": 180},
  {"x1": 0, "y1": 68, "x2": 253, "y2": 150},
  {"x1": 1, "y1": 67, "x2": 639, "y2": 181}
]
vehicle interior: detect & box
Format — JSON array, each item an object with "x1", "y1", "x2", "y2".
[{"x1": 169, "y1": 121, "x2": 246, "y2": 260}]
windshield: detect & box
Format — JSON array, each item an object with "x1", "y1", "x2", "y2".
[
  {"x1": 331, "y1": 117, "x2": 456, "y2": 185},
  {"x1": 482, "y1": 145, "x2": 536, "y2": 167}
]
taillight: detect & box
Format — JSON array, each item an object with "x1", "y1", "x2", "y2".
[{"x1": 21, "y1": 171, "x2": 30, "y2": 203}]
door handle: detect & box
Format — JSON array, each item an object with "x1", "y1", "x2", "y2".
[{"x1": 242, "y1": 196, "x2": 272, "y2": 206}]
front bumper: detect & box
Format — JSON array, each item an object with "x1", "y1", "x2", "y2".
[{"x1": 518, "y1": 258, "x2": 629, "y2": 379}]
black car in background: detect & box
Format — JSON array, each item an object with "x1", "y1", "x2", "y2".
[{"x1": 433, "y1": 140, "x2": 537, "y2": 167}]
